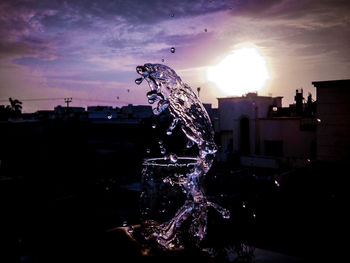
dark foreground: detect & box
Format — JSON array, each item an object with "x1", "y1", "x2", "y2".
[
  {"x1": 0, "y1": 119, "x2": 346, "y2": 262},
  {"x1": 0, "y1": 160, "x2": 346, "y2": 263}
]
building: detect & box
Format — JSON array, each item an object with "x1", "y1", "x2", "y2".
[
  {"x1": 119, "y1": 104, "x2": 153, "y2": 119},
  {"x1": 216, "y1": 91, "x2": 317, "y2": 168},
  {"x1": 312, "y1": 79, "x2": 350, "y2": 163},
  {"x1": 87, "y1": 106, "x2": 118, "y2": 120},
  {"x1": 217, "y1": 92, "x2": 283, "y2": 156}
]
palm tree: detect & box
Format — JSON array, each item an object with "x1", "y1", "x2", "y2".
[{"x1": 7, "y1": 97, "x2": 22, "y2": 119}]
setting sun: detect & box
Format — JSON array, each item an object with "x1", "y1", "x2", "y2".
[{"x1": 207, "y1": 45, "x2": 270, "y2": 96}]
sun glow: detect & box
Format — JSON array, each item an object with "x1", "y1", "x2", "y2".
[{"x1": 207, "y1": 45, "x2": 270, "y2": 96}]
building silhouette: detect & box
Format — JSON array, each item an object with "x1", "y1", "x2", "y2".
[
  {"x1": 312, "y1": 79, "x2": 350, "y2": 163},
  {"x1": 216, "y1": 91, "x2": 317, "y2": 168}
]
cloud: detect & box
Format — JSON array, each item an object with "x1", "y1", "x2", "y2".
[{"x1": 1, "y1": 0, "x2": 350, "y2": 111}]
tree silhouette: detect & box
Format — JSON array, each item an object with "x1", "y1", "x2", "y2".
[{"x1": 7, "y1": 97, "x2": 23, "y2": 119}]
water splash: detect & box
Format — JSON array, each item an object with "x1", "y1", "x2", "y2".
[{"x1": 136, "y1": 63, "x2": 230, "y2": 249}]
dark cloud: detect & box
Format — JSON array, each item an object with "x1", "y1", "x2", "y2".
[{"x1": 2, "y1": 0, "x2": 349, "y2": 60}]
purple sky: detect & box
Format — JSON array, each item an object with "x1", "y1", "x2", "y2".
[{"x1": 1, "y1": 0, "x2": 349, "y2": 112}]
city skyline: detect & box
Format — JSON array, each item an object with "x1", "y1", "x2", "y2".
[{"x1": 1, "y1": 0, "x2": 350, "y2": 113}]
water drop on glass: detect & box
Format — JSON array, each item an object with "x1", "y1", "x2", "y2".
[
  {"x1": 161, "y1": 58, "x2": 164, "y2": 62},
  {"x1": 317, "y1": 118, "x2": 321, "y2": 123},
  {"x1": 253, "y1": 213, "x2": 256, "y2": 218},
  {"x1": 122, "y1": 221, "x2": 128, "y2": 227},
  {"x1": 166, "y1": 129, "x2": 172, "y2": 135},
  {"x1": 170, "y1": 47, "x2": 175, "y2": 53},
  {"x1": 170, "y1": 13, "x2": 174, "y2": 17},
  {"x1": 204, "y1": 28, "x2": 207, "y2": 32},
  {"x1": 152, "y1": 123, "x2": 156, "y2": 129},
  {"x1": 135, "y1": 77, "x2": 143, "y2": 85},
  {"x1": 242, "y1": 202, "x2": 246, "y2": 208},
  {"x1": 146, "y1": 148, "x2": 151, "y2": 154},
  {"x1": 158, "y1": 139, "x2": 163, "y2": 145}
]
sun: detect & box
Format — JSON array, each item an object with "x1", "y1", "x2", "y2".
[{"x1": 207, "y1": 45, "x2": 270, "y2": 96}]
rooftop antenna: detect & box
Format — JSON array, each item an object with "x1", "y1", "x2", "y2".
[{"x1": 64, "y1": 97, "x2": 72, "y2": 108}]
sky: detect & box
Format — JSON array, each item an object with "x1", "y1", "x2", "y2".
[{"x1": 0, "y1": 0, "x2": 349, "y2": 112}]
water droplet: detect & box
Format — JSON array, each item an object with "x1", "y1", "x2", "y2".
[
  {"x1": 107, "y1": 112, "x2": 112, "y2": 119},
  {"x1": 105, "y1": 187, "x2": 109, "y2": 191},
  {"x1": 127, "y1": 226, "x2": 134, "y2": 233},
  {"x1": 147, "y1": 90, "x2": 158, "y2": 99},
  {"x1": 242, "y1": 202, "x2": 246, "y2": 208},
  {"x1": 186, "y1": 140, "x2": 194, "y2": 148},
  {"x1": 161, "y1": 58, "x2": 164, "y2": 62},
  {"x1": 160, "y1": 148, "x2": 166, "y2": 155},
  {"x1": 204, "y1": 28, "x2": 207, "y2": 32},
  {"x1": 170, "y1": 13, "x2": 174, "y2": 17},
  {"x1": 158, "y1": 140, "x2": 163, "y2": 145},
  {"x1": 146, "y1": 148, "x2": 151, "y2": 154},
  {"x1": 169, "y1": 153, "x2": 178, "y2": 163},
  {"x1": 122, "y1": 221, "x2": 128, "y2": 227},
  {"x1": 253, "y1": 213, "x2": 256, "y2": 218},
  {"x1": 222, "y1": 210, "x2": 230, "y2": 219},
  {"x1": 170, "y1": 47, "x2": 175, "y2": 53},
  {"x1": 166, "y1": 129, "x2": 172, "y2": 135},
  {"x1": 274, "y1": 180, "x2": 280, "y2": 187},
  {"x1": 317, "y1": 118, "x2": 321, "y2": 123},
  {"x1": 152, "y1": 123, "x2": 156, "y2": 129},
  {"x1": 135, "y1": 77, "x2": 143, "y2": 85}
]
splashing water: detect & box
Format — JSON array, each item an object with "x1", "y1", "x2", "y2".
[{"x1": 135, "y1": 63, "x2": 230, "y2": 249}]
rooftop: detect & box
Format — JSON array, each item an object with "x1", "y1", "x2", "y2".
[
  {"x1": 312, "y1": 79, "x2": 350, "y2": 88},
  {"x1": 218, "y1": 92, "x2": 283, "y2": 100}
]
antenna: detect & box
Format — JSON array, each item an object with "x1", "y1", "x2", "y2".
[
  {"x1": 64, "y1": 97, "x2": 72, "y2": 108},
  {"x1": 197, "y1": 87, "x2": 201, "y2": 98}
]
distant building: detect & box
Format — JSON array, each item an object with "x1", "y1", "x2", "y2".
[
  {"x1": 87, "y1": 106, "x2": 118, "y2": 120},
  {"x1": 312, "y1": 79, "x2": 350, "y2": 163},
  {"x1": 203, "y1": 103, "x2": 218, "y2": 130},
  {"x1": 216, "y1": 91, "x2": 317, "y2": 168},
  {"x1": 119, "y1": 104, "x2": 153, "y2": 119}
]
